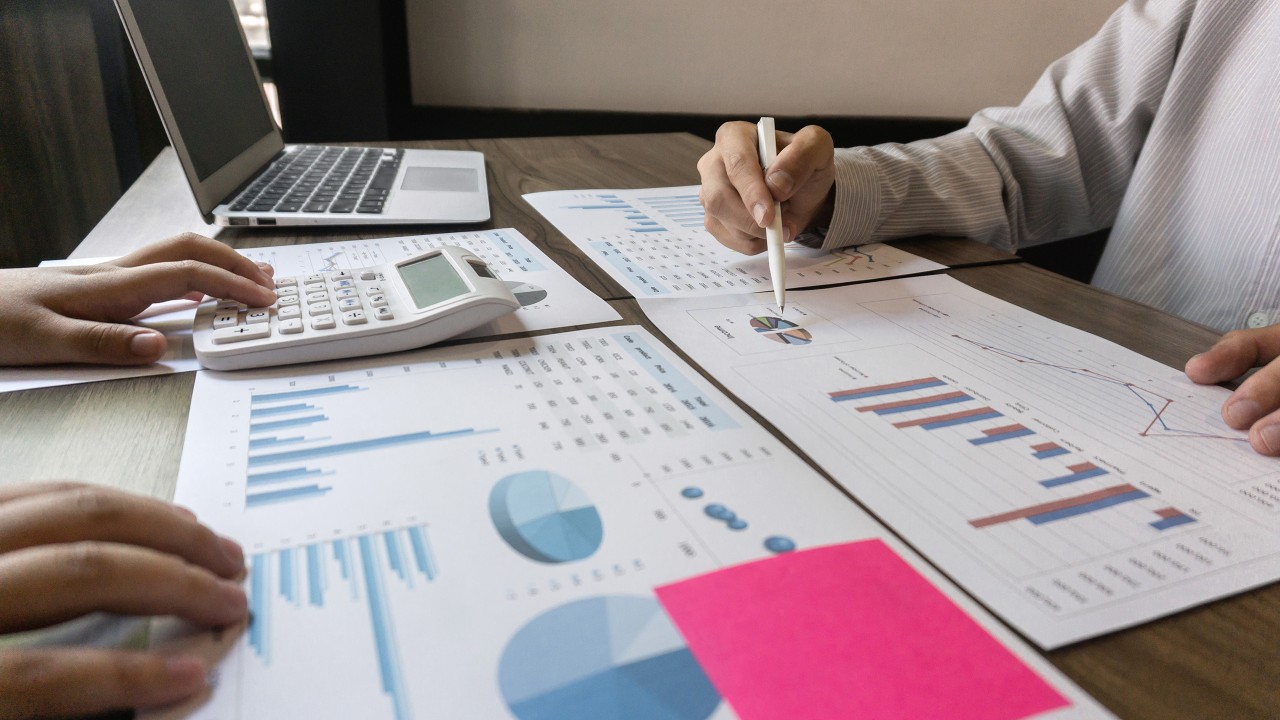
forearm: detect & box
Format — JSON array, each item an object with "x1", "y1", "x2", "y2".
[
  {"x1": 818, "y1": 0, "x2": 1195, "y2": 253},
  {"x1": 819, "y1": 134, "x2": 1007, "y2": 251}
]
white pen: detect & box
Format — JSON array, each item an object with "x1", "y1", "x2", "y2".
[{"x1": 756, "y1": 117, "x2": 787, "y2": 314}]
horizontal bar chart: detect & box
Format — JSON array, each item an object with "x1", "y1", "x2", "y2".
[
  {"x1": 970, "y1": 424, "x2": 1036, "y2": 446},
  {"x1": 1040, "y1": 462, "x2": 1109, "y2": 488},
  {"x1": 1032, "y1": 442, "x2": 1070, "y2": 459},
  {"x1": 250, "y1": 384, "x2": 366, "y2": 404},
  {"x1": 1151, "y1": 507, "x2": 1197, "y2": 530},
  {"x1": 856, "y1": 390, "x2": 972, "y2": 415},
  {"x1": 246, "y1": 483, "x2": 332, "y2": 507},
  {"x1": 247, "y1": 428, "x2": 496, "y2": 467},
  {"x1": 828, "y1": 377, "x2": 947, "y2": 402},
  {"x1": 893, "y1": 406, "x2": 1003, "y2": 430},
  {"x1": 969, "y1": 484, "x2": 1150, "y2": 529}
]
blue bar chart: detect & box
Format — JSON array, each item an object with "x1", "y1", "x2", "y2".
[
  {"x1": 246, "y1": 523, "x2": 437, "y2": 720},
  {"x1": 243, "y1": 383, "x2": 497, "y2": 509},
  {"x1": 559, "y1": 192, "x2": 704, "y2": 234}
]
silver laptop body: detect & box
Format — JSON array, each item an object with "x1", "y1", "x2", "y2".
[{"x1": 114, "y1": 0, "x2": 489, "y2": 227}]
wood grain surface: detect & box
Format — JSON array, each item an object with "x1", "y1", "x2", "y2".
[{"x1": 7, "y1": 133, "x2": 1272, "y2": 719}]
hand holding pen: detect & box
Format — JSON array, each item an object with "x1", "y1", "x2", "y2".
[{"x1": 695, "y1": 120, "x2": 839, "y2": 270}]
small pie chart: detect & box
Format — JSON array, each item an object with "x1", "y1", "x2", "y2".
[
  {"x1": 505, "y1": 280, "x2": 549, "y2": 307},
  {"x1": 750, "y1": 315, "x2": 813, "y2": 346},
  {"x1": 498, "y1": 595, "x2": 721, "y2": 720},
  {"x1": 489, "y1": 470, "x2": 603, "y2": 563}
]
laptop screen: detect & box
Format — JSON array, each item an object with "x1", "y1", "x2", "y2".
[{"x1": 128, "y1": 0, "x2": 275, "y2": 181}]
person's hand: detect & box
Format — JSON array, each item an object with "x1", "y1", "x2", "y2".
[
  {"x1": 0, "y1": 233, "x2": 276, "y2": 366},
  {"x1": 1185, "y1": 326, "x2": 1280, "y2": 455},
  {"x1": 697, "y1": 121, "x2": 837, "y2": 254},
  {"x1": 0, "y1": 482, "x2": 247, "y2": 719}
]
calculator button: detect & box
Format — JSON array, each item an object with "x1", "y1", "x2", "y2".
[
  {"x1": 277, "y1": 305, "x2": 301, "y2": 319},
  {"x1": 369, "y1": 294, "x2": 388, "y2": 308},
  {"x1": 306, "y1": 291, "x2": 329, "y2": 304},
  {"x1": 304, "y1": 282, "x2": 326, "y2": 293},
  {"x1": 331, "y1": 279, "x2": 356, "y2": 290},
  {"x1": 311, "y1": 314, "x2": 336, "y2": 330},
  {"x1": 338, "y1": 297, "x2": 363, "y2": 310},
  {"x1": 245, "y1": 309, "x2": 271, "y2": 324},
  {"x1": 342, "y1": 309, "x2": 367, "y2": 325},
  {"x1": 374, "y1": 306, "x2": 394, "y2": 321},
  {"x1": 278, "y1": 318, "x2": 304, "y2": 334},
  {"x1": 277, "y1": 295, "x2": 300, "y2": 307},
  {"x1": 212, "y1": 323, "x2": 271, "y2": 344},
  {"x1": 331, "y1": 270, "x2": 353, "y2": 280},
  {"x1": 304, "y1": 274, "x2": 325, "y2": 284},
  {"x1": 359, "y1": 270, "x2": 378, "y2": 281},
  {"x1": 335, "y1": 288, "x2": 358, "y2": 299},
  {"x1": 309, "y1": 301, "x2": 333, "y2": 315},
  {"x1": 364, "y1": 286, "x2": 383, "y2": 296},
  {"x1": 276, "y1": 286, "x2": 299, "y2": 297},
  {"x1": 215, "y1": 298, "x2": 241, "y2": 311},
  {"x1": 275, "y1": 276, "x2": 298, "y2": 287},
  {"x1": 212, "y1": 312, "x2": 239, "y2": 329}
]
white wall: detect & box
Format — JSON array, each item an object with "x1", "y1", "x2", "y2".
[{"x1": 406, "y1": 0, "x2": 1123, "y2": 119}]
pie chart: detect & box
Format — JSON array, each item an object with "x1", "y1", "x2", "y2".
[
  {"x1": 750, "y1": 315, "x2": 813, "y2": 346},
  {"x1": 498, "y1": 595, "x2": 721, "y2": 720},
  {"x1": 489, "y1": 470, "x2": 604, "y2": 563},
  {"x1": 505, "y1": 280, "x2": 549, "y2": 306}
]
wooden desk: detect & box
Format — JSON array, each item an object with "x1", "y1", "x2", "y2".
[{"x1": 5, "y1": 133, "x2": 1272, "y2": 719}]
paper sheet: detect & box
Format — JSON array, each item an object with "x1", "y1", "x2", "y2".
[
  {"x1": 0, "y1": 229, "x2": 617, "y2": 393},
  {"x1": 656, "y1": 540, "x2": 1070, "y2": 720},
  {"x1": 523, "y1": 186, "x2": 946, "y2": 297},
  {"x1": 147, "y1": 326, "x2": 1105, "y2": 719},
  {"x1": 639, "y1": 275, "x2": 1280, "y2": 648}
]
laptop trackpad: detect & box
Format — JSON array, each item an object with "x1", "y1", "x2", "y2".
[{"x1": 400, "y1": 167, "x2": 480, "y2": 193}]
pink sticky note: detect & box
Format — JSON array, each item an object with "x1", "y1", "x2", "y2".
[{"x1": 654, "y1": 539, "x2": 1069, "y2": 720}]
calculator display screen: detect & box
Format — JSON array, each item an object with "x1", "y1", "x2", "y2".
[{"x1": 398, "y1": 254, "x2": 471, "y2": 309}]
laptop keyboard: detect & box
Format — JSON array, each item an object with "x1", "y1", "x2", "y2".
[{"x1": 228, "y1": 146, "x2": 404, "y2": 214}]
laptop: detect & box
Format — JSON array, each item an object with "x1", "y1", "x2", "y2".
[{"x1": 113, "y1": 0, "x2": 489, "y2": 227}]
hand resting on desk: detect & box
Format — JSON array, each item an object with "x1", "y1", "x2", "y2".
[
  {"x1": 0, "y1": 233, "x2": 275, "y2": 366},
  {"x1": 1187, "y1": 327, "x2": 1280, "y2": 456},
  {"x1": 0, "y1": 482, "x2": 247, "y2": 719},
  {"x1": 697, "y1": 121, "x2": 836, "y2": 255}
]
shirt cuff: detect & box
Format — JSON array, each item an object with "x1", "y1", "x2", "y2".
[{"x1": 818, "y1": 148, "x2": 882, "y2": 252}]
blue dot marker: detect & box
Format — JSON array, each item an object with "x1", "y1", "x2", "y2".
[
  {"x1": 704, "y1": 504, "x2": 732, "y2": 520},
  {"x1": 727, "y1": 519, "x2": 748, "y2": 531},
  {"x1": 681, "y1": 487, "x2": 704, "y2": 499},
  {"x1": 764, "y1": 536, "x2": 796, "y2": 553}
]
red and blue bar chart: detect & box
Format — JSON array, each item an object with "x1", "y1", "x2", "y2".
[{"x1": 828, "y1": 376, "x2": 1197, "y2": 533}]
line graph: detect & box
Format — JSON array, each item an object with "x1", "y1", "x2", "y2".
[
  {"x1": 822, "y1": 244, "x2": 876, "y2": 267},
  {"x1": 953, "y1": 335, "x2": 1243, "y2": 443},
  {"x1": 856, "y1": 298, "x2": 1280, "y2": 501}
]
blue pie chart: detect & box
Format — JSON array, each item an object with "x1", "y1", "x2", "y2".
[
  {"x1": 489, "y1": 470, "x2": 604, "y2": 563},
  {"x1": 498, "y1": 595, "x2": 721, "y2": 720}
]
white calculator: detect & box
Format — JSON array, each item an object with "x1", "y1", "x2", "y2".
[{"x1": 193, "y1": 246, "x2": 520, "y2": 370}]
